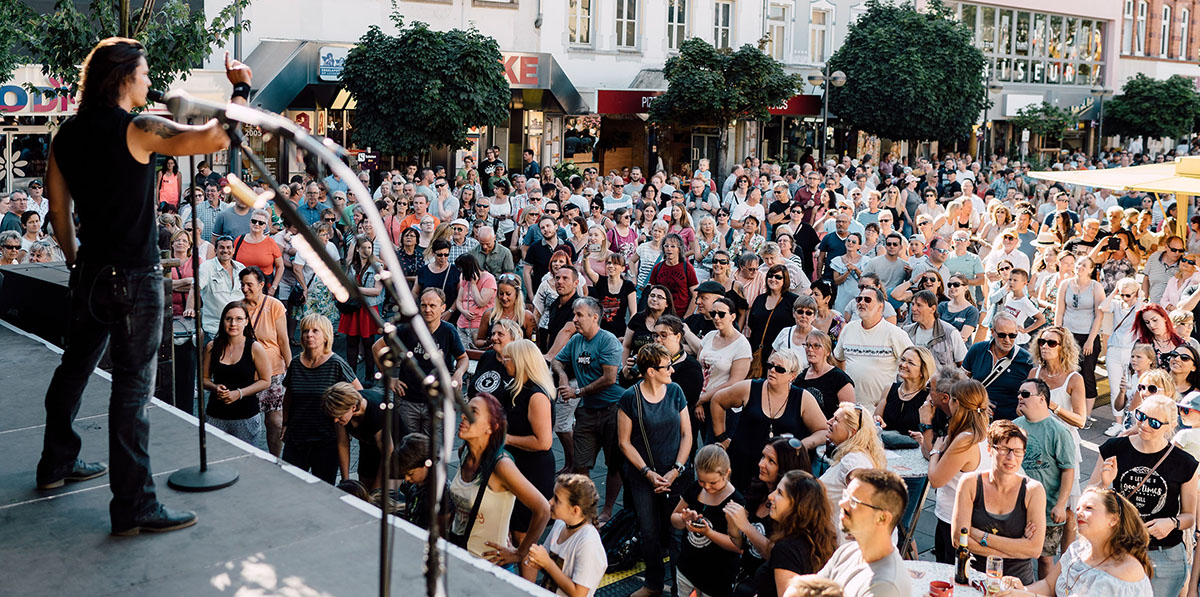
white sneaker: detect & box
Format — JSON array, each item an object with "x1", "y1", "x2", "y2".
[{"x1": 1104, "y1": 422, "x2": 1123, "y2": 437}]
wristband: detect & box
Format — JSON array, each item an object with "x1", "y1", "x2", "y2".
[
  {"x1": 980, "y1": 531, "x2": 989, "y2": 547},
  {"x1": 231, "y1": 82, "x2": 251, "y2": 100},
  {"x1": 674, "y1": 462, "x2": 686, "y2": 474},
  {"x1": 714, "y1": 432, "x2": 729, "y2": 443},
  {"x1": 640, "y1": 465, "x2": 651, "y2": 477},
  {"x1": 918, "y1": 423, "x2": 933, "y2": 432}
]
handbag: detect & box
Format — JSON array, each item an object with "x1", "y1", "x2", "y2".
[
  {"x1": 335, "y1": 267, "x2": 366, "y2": 314},
  {"x1": 748, "y1": 299, "x2": 777, "y2": 379}
]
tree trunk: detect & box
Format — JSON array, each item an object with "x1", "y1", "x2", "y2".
[{"x1": 120, "y1": 0, "x2": 130, "y2": 37}]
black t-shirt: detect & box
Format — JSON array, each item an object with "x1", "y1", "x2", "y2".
[
  {"x1": 54, "y1": 107, "x2": 157, "y2": 267},
  {"x1": 768, "y1": 199, "x2": 791, "y2": 237},
  {"x1": 793, "y1": 366, "x2": 854, "y2": 419},
  {"x1": 880, "y1": 381, "x2": 929, "y2": 435},
  {"x1": 671, "y1": 353, "x2": 704, "y2": 441},
  {"x1": 684, "y1": 312, "x2": 716, "y2": 340},
  {"x1": 397, "y1": 321, "x2": 466, "y2": 402},
  {"x1": 626, "y1": 311, "x2": 658, "y2": 359},
  {"x1": 753, "y1": 535, "x2": 816, "y2": 597},
  {"x1": 1063, "y1": 236, "x2": 1100, "y2": 256},
  {"x1": 1100, "y1": 437, "x2": 1199, "y2": 548},
  {"x1": 544, "y1": 291, "x2": 579, "y2": 350},
  {"x1": 525, "y1": 240, "x2": 576, "y2": 291},
  {"x1": 417, "y1": 265, "x2": 461, "y2": 308},
  {"x1": 283, "y1": 353, "x2": 357, "y2": 444},
  {"x1": 678, "y1": 482, "x2": 745, "y2": 597},
  {"x1": 347, "y1": 395, "x2": 387, "y2": 444},
  {"x1": 590, "y1": 277, "x2": 636, "y2": 338},
  {"x1": 470, "y1": 349, "x2": 513, "y2": 410}
]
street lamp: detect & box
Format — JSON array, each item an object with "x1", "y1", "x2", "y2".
[
  {"x1": 1091, "y1": 84, "x2": 1114, "y2": 158},
  {"x1": 981, "y1": 76, "x2": 1003, "y2": 168},
  {"x1": 808, "y1": 67, "x2": 847, "y2": 162}
]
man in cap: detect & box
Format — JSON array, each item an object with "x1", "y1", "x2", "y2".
[
  {"x1": 447, "y1": 218, "x2": 480, "y2": 263},
  {"x1": 681, "y1": 280, "x2": 726, "y2": 354},
  {"x1": 27, "y1": 180, "x2": 49, "y2": 219}
]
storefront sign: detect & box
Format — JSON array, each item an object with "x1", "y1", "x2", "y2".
[
  {"x1": 501, "y1": 53, "x2": 547, "y2": 88},
  {"x1": 596, "y1": 89, "x2": 663, "y2": 114},
  {"x1": 318, "y1": 46, "x2": 349, "y2": 82},
  {"x1": 0, "y1": 77, "x2": 74, "y2": 114},
  {"x1": 768, "y1": 95, "x2": 821, "y2": 116}
]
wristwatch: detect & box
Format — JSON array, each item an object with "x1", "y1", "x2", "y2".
[
  {"x1": 673, "y1": 462, "x2": 686, "y2": 474},
  {"x1": 640, "y1": 465, "x2": 651, "y2": 477},
  {"x1": 980, "y1": 532, "x2": 990, "y2": 547}
]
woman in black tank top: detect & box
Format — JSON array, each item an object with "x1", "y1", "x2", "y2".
[
  {"x1": 954, "y1": 421, "x2": 1046, "y2": 586},
  {"x1": 203, "y1": 301, "x2": 272, "y2": 444}
]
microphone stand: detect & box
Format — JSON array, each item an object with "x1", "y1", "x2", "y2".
[
  {"x1": 189, "y1": 105, "x2": 466, "y2": 597},
  {"x1": 167, "y1": 117, "x2": 240, "y2": 493}
]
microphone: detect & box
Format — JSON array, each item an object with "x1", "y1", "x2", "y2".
[
  {"x1": 223, "y1": 172, "x2": 272, "y2": 210},
  {"x1": 161, "y1": 89, "x2": 268, "y2": 127},
  {"x1": 146, "y1": 89, "x2": 165, "y2": 103}
]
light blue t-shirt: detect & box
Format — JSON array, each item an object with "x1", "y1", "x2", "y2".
[{"x1": 556, "y1": 329, "x2": 624, "y2": 409}]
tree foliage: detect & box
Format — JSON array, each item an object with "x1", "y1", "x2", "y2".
[
  {"x1": 5, "y1": 0, "x2": 250, "y2": 96},
  {"x1": 1010, "y1": 102, "x2": 1077, "y2": 146},
  {"x1": 827, "y1": 0, "x2": 987, "y2": 143},
  {"x1": 1105, "y1": 73, "x2": 1198, "y2": 140},
  {"x1": 650, "y1": 37, "x2": 795, "y2": 176},
  {"x1": 340, "y1": 10, "x2": 510, "y2": 156},
  {"x1": 0, "y1": 0, "x2": 35, "y2": 85}
]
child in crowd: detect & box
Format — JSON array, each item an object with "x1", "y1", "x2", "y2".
[
  {"x1": 671, "y1": 445, "x2": 744, "y2": 597},
  {"x1": 525, "y1": 474, "x2": 607, "y2": 597}
]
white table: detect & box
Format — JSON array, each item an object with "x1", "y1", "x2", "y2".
[{"x1": 905, "y1": 561, "x2": 987, "y2": 597}]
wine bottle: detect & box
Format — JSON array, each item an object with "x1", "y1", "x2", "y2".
[{"x1": 954, "y1": 527, "x2": 971, "y2": 584}]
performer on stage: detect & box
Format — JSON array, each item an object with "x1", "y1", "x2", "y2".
[{"x1": 36, "y1": 37, "x2": 252, "y2": 536}]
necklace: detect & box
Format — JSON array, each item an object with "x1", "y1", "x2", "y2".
[
  {"x1": 765, "y1": 383, "x2": 789, "y2": 438},
  {"x1": 1064, "y1": 551, "x2": 1113, "y2": 595},
  {"x1": 565, "y1": 518, "x2": 587, "y2": 530}
]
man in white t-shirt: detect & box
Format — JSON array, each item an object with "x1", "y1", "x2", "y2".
[
  {"x1": 795, "y1": 469, "x2": 913, "y2": 597},
  {"x1": 834, "y1": 286, "x2": 912, "y2": 410}
]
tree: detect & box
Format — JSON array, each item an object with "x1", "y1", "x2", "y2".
[
  {"x1": 649, "y1": 37, "x2": 795, "y2": 181},
  {"x1": 1010, "y1": 102, "x2": 1077, "y2": 148},
  {"x1": 826, "y1": 0, "x2": 987, "y2": 145},
  {"x1": 7, "y1": 0, "x2": 250, "y2": 96},
  {"x1": 1105, "y1": 73, "x2": 1198, "y2": 140},
  {"x1": 340, "y1": 10, "x2": 509, "y2": 157},
  {"x1": 0, "y1": 1, "x2": 34, "y2": 85}
]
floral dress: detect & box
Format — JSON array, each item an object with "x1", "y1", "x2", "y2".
[
  {"x1": 729, "y1": 231, "x2": 765, "y2": 257},
  {"x1": 303, "y1": 278, "x2": 340, "y2": 330}
]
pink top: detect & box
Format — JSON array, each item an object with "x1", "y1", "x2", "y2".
[
  {"x1": 170, "y1": 257, "x2": 194, "y2": 316},
  {"x1": 158, "y1": 172, "x2": 180, "y2": 206},
  {"x1": 607, "y1": 226, "x2": 638, "y2": 260},
  {"x1": 1163, "y1": 272, "x2": 1200, "y2": 309},
  {"x1": 457, "y1": 271, "x2": 498, "y2": 330}
]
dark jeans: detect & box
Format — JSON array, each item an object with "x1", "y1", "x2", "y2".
[
  {"x1": 1072, "y1": 333, "x2": 1099, "y2": 400},
  {"x1": 281, "y1": 439, "x2": 339, "y2": 484},
  {"x1": 626, "y1": 470, "x2": 681, "y2": 592},
  {"x1": 38, "y1": 262, "x2": 164, "y2": 527}
]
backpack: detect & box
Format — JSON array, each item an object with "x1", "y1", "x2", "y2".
[{"x1": 599, "y1": 507, "x2": 641, "y2": 573}]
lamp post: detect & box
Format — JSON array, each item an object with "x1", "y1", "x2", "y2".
[
  {"x1": 808, "y1": 67, "x2": 846, "y2": 162},
  {"x1": 1091, "y1": 84, "x2": 1114, "y2": 158},
  {"x1": 982, "y1": 76, "x2": 1003, "y2": 169}
]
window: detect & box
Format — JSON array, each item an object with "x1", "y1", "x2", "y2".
[
  {"x1": 714, "y1": 1, "x2": 733, "y2": 49},
  {"x1": 569, "y1": 0, "x2": 593, "y2": 45},
  {"x1": 1161, "y1": 5, "x2": 1172, "y2": 57},
  {"x1": 1136, "y1": 0, "x2": 1147, "y2": 55},
  {"x1": 615, "y1": 0, "x2": 638, "y2": 48},
  {"x1": 767, "y1": 4, "x2": 788, "y2": 60},
  {"x1": 810, "y1": 7, "x2": 831, "y2": 62},
  {"x1": 1122, "y1": 0, "x2": 1133, "y2": 54},
  {"x1": 667, "y1": 0, "x2": 688, "y2": 51},
  {"x1": 1182, "y1": 8, "x2": 1191, "y2": 59}
]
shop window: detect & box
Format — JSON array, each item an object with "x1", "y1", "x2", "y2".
[
  {"x1": 767, "y1": 4, "x2": 788, "y2": 60},
  {"x1": 667, "y1": 0, "x2": 688, "y2": 51},
  {"x1": 615, "y1": 0, "x2": 638, "y2": 49},
  {"x1": 962, "y1": 4, "x2": 977, "y2": 43},
  {"x1": 810, "y1": 5, "x2": 832, "y2": 63},
  {"x1": 569, "y1": 0, "x2": 593, "y2": 46},
  {"x1": 981, "y1": 6, "x2": 996, "y2": 53},
  {"x1": 998, "y1": 9, "x2": 1012, "y2": 55},
  {"x1": 1161, "y1": 5, "x2": 1172, "y2": 57},
  {"x1": 1182, "y1": 8, "x2": 1191, "y2": 60},
  {"x1": 1048, "y1": 15, "x2": 1063, "y2": 59},
  {"x1": 1031, "y1": 13, "x2": 1046, "y2": 57},
  {"x1": 714, "y1": 1, "x2": 734, "y2": 50},
  {"x1": 1015, "y1": 12, "x2": 1030, "y2": 56}
]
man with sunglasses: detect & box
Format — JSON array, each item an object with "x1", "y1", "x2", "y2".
[
  {"x1": 1013, "y1": 378, "x2": 1077, "y2": 577},
  {"x1": 833, "y1": 286, "x2": 912, "y2": 411},
  {"x1": 791, "y1": 169, "x2": 823, "y2": 225},
  {"x1": 909, "y1": 236, "x2": 951, "y2": 281},
  {"x1": 1145, "y1": 235, "x2": 1187, "y2": 303},
  {"x1": 962, "y1": 312, "x2": 1034, "y2": 420}
]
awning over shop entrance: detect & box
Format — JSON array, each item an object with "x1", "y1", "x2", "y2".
[{"x1": 595, "y1": 88, "x2": 820, "y2": 116}]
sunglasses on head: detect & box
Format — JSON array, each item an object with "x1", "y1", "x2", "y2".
[{"x1": 1134, "y1": 409, "x2": 1166, "y2": 429}]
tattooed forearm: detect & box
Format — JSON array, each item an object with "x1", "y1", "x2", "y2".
[{"x1": 133, "y1": 115, "x2": 185, "y2": 139}]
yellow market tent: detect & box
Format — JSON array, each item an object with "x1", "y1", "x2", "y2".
[{"x1": 1030, "y1": 156, "x2": 1200, "y2": 238}]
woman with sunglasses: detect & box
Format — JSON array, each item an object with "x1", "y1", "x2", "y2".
[
  {"x1": 744, "y1": 263, "x2": 796, "y2": 373},
  {"x1": 1166, "y1": 345, "x2": 1200, "y2": 401},
  {"x1": 726, "y1": 439, "x2": 815, "y2": 594},
  {"x1": 695, "y1": 296, "x2": 752, "y2": 438},
  {"x1": 922, "y1": 379, "x2": 992, "y2": 563},
  {"x1": 616, "y1": 342, "x2": 693, "y2": 597},
  {"x1": 1055, "y1": 256, "x2": 1105, "y2": 423},
  {"x1": 1098, "y1": 278, "x2": 1144, "y2": 436},
  {"x1": 940, "y1": 273, "x2": 980, "y2": 344},
  {"x1": 605, "y1": 207, "x2": 639, "y2": 265},
  {"x1": 952, "y1": 420, "x2": 1046, "y2": 586},
  {"x1": 708, "y1": 249, "x2": 747, "y2": 311},
  {"x1": 1162, "y1": 253, "x2": 1200, "y2": 313},
  {"x1": 828, "y1": 232, "x2": 865, "y2": 316},
  {"x1": 231, "y1": 208, "x2": 284, "y2": 296},
  {"x1": 1089, "y1": 394, "x2": 1199, "y2": 597},
  {"x1": 474, "y1": 274, "x2": 533, "y2": 349},
  {"x1": 711, "y1": 348, "x2": 827, "y2": 490},
  {"x1": 917, "y1": 187, "x2": 945, "y2": 224},
  {"x1": 724, "y1": 175, "x2": 752, "y2": 212},
  {"x1": 820, "y1": 401, "x2": 886, "y2": 543},
  {"x1": 773, "y1": 295, "x2": 818, "y2": 354}
]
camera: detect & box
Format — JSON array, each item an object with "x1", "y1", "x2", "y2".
[{"x1": 1106, "y1": 237, "x2": 1120, "y2": 250}]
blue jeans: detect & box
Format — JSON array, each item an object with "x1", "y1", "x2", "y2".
[
  {"x1": 626, "y1": 468, "x2": 681, "y2": 592},
  {"x1": 1149, "y1": 542, "x2": 1188, "y2": 597},
  {"x1": 38, "y1": 262, "x2": 164, "y2": 527}
]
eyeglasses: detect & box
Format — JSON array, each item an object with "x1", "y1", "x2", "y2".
[
  {"x1": 711, "y1": 310, "x2": 732, "y2": 319},
  {"x1": 994, "y1": 332, "x2": 1018, "y2": 340},
  {"x1": 845, "y1": 495, "x2": 887, "y2": 512},
  {"x1": 1037, "y1": 338, "x2": 1060, "y2": 348},
  {"x1": 768, "y1": 364, "x2": 789, "y2": 374},
  {"x1": 953, "y1": 237, "x2": 969, "y2": 243},
  {"x1": 250, "y1": 220, "x2": 266, "y2": 226},
  {"x1": 1134, "y1": 409, "x2": 1166, "y2": 429},
  {"x1": 992, "y1": 445, "x2": 1026, "y2": 459},
  {"x1": 855, "y1": 295, "x2": 874, "y2": 304},
  {"x1": 646, "y1": 362, "x2": 675, "y2": 371}
]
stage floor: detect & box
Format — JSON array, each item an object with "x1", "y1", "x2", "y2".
[{"x1": 0, "y1": 322, "x2": 546, "y2": 596}]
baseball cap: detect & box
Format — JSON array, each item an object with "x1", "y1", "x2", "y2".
[
  {"x1": 451, "y1": 218, "x2": 469, "y2": 229},
  {"x1": 695, "y1": 281, "x2": 726, "y2": 296},
  {"x1": 28, "y1": 179, "x2": 43, "y2": 187}
]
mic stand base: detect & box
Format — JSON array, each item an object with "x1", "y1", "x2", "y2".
[{"x1": 167, "y1": 464, "x2": 239, "y2": 492}]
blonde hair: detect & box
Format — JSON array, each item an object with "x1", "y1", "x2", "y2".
[
  {"x1": 1130, "y1": 344, "x2": 1156, "y2": 372},
  {"x1": 169, "y1": 229, "x2": 192, "y2": 256},
  {"x1": 831, "y1": 403, "x2": 886, "y2": 468},
  {"x1": 1139, "y1": 393, "x2": 1178, "y2": 433},
  {"x1": 771, "y1": 347, "x2": 803, "y2": 375},
  {"x1": 299, "y1": 313, "x2": 334, "y2": 354},
  {"x1": 489, "y1": 277, "x2": 528, "y2": 331},
  {"x1": 1032, "y1": 326, "x2": 1080, "y2": 374},
  {"x1": 322, "y1": 381, "x2": 360, "y2": 417},
  {"x1": 503, "y1": 339, "x2": 557, "y2": 401},
  {"x1": 423, "y1": 221, "x2": 454, "y2": 261},
  {"x1": 694, "y1": 444, "x2": 731, "y2": 475},
  {"x1": 805, "y1": 329, "x2": 837, "y2": 367},
  {"x1": 1140, "y1": 369, "x2": 1177, "y2": 403},
  {"x1": 902, "y1": 346, "x2": 936, "y2": 388}
]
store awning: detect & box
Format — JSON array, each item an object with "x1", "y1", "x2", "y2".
[
  {"x1": 1028, "y1": 160, "x2": 1192, "y2": 192},
  {"x1": 501, "y1": 52, "x2": 590, "y2": 115},
  {"x1": 595, "y1": 88, "x2": 820, "y2": 116}
]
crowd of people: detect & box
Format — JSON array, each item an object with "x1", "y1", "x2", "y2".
[{"x1": 17, "y1": 144, "x2": 1200, "y2": 596}]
